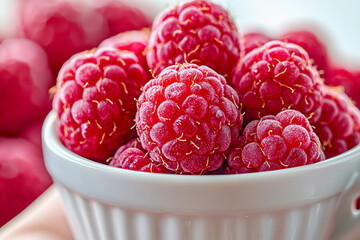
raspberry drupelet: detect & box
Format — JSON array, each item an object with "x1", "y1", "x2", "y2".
[
  {"x1": 136, "y1": 63, "x2": 243, "y2": 174},
  {"x1": 109, "y1": 138, "x2": 170, "y2": 173},
  {"x1": 314, "y1": 87, "x2": 360, "y2": 158},
  {"x1": 227, "y1": 110, "x2": 325, "y2": 174},
  {"x1": 232, "y1": 40, "x2": 325, "y2": 124},
  {"x1": 146, "y1": 0, "x2": 240, "y2": 79},
  {"x1": 53, "y1": 47, "x2": 147, "y2": 162}
]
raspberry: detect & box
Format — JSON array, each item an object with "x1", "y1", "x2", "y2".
[
  {"x1": 354, "y1": 71, "x2": 360, "y2": 80},
  {"x1": 325, "y1": 68, "x2": 360, "y2": 107},
  {"x1": 109, "y1": 138, "x2": 170, "y2": 173},
  {"x1": 99, "y1": 29, "x2": 150, "y2": 76},
  {"x1": 146, "y1": 0, "x2": 240, "y2": 79},
  {"x1": 19, "y1": 118, "x2": 45, "y2": 150},
  {"x1": 314, "y1": 87, "x2": 360, "y2": 158},
  {"x1": 53, "y1": 47, "x2": 147, "y2": 162},
  {"x1": 279, "y1": 30, "x2": 330, "y2": 78},
  {"x1": 227, "y1": 110, "x2": 325, "y2": 173},
  {"x1": 0, "y1": 38, "x2": 53, "y2": 136},
  {"x1": 19, "y1": 0, "x2": 150, "y2": 74},
  {"x1": 19, "y1": 0, "x2": 108, "y2": 74},
  {"x1": 357, "y1": 197, "x2": 360, "y2": 211},
  {"x1": 240, "y1": 32, "x2": 272, "y2": 55},
  {"x1": 354, "y1": 71, "x2": 360, "y2": 104},
  {"x1": 0, "y1": 137, "x2": 52, "y2": 227},
  {"x1": 232, "y1": 40, "x2": 325, "y2": 124},
  {"x1": 95, "y1": 0, "x2": 151, "y2": 37},
  {"x1": 136, "y1": 63, "x2": 243, "y2": 174}
]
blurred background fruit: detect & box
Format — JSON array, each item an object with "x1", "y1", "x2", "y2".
[
  {"x1": 18, "y1": 0, "x2": 151, "y2": 75},
  {"x1": 0, "y1": 0, "x2": 154, "y2": 227},
  {"x1": 325, "y1": 68, "x2": 360, "y2": 107},
  {"x1": 98, "y1": 28, "x2": 150, "y2": 77},
  {"x1": 0, "y1": 38, "x2": 53, "y2": 136},
  {"x1": 0, "y1": 137, "x2": 52, "y2": 227},
  {"x1": 279, "y1": 30, "x2": 330, "y2": 79}
]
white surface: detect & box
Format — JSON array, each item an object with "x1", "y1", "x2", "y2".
[{"x1": 42, "y1": 111, "x2": 360, "y2": 240}]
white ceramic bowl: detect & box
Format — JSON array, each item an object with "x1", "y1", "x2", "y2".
[{"x1": 42, "y1": 111, "x2": 360, "y2": 240}]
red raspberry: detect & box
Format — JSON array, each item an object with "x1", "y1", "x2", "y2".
[
  {"x1": 354, "y1": 71, "x2": 360, "y2": 81},
  {"x1": 95, "y1": 0, "x2": 151, "y2": 37},
  {"x1": 99, "y1": 29, "x2": 150, "y2": 76},
  {"x1": 0, "y1": 137, "x2": 52, "y2": 227},
  {"x1": 0, "y1": 38, "x2": 53, "y2": 136},
  {"x1": 357, "y1": 197, "x2": 360, "y2": 211},
  {"x1": 146, "y1": 0, "x2": 240, "y2": 79},
  {"x1": 136, "y1": 63, "x2": 243, "y2": 174},
  {"x1": 314, "y1": 87, "x2": 360, "y2": 158},
  {"x1": 112, "y1": 137, "x2": 145, "y2": 154},
  {"x1": 19, "y1": 0, "x2": 150, "y2": 74},
  {"x1": 354, "y1": 71, "x2": 360, "y2": 104},
  {"x1": 240, "y1": 32, "x2": 272, "y2": 55},
  {"x1": 325, "y1": 68, "x2": 360, "y2": 107},
  {"x1": 227, "y1": 110, "x2": 325, "y2": 174},
  {"x1": 279, "y1": 30, "x2": 330, "y2": 78},
  {"x1": 19, "y1": 118, "x2": 45, "y2": 150},
  {"x1": 53, "y1": 47, "x2": 147, "y2": 162},
  {"x1": 109, "y1": 138, "x2": 170, "y2": 173},
  {"x1": 19, "y1": 0, "x2": 108, "y2": 74},
  {"x1": 232, "y1": 40, "x2": 325, "y2": 124}
]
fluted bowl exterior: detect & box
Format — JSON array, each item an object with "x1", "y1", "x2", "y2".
[{"x1": 42, "y1": 111, "x2": 360, "y2": 240}]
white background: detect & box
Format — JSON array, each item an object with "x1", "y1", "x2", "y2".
[{"x1": 0, "y1": 0, "x2": 359, "y2": 68}]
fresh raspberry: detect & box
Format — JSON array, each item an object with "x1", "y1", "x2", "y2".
[
  {"x1": 325, "y1": 68, "x2": 360, "y2": 107},
  {"x1": 109, "y1": 138, "x2": 170, "y2": 173},
  {"x1": 0, "y1": 137, "x2": 52, "y2": 227},
  {"x1": 146, "y1": 0, "x2": 240, "y2": 79},
  {"x1": 95, "y1": 0, "x2": 151, "y2": 37},
  {"x1": 136, "y1": 63, "x2": 243, "y2": 174},
  {"x1": 99, "y1": 29, "x2": 150, "y2": 76},
  {"x1": 53, "y1": 47, "x2": 147, "y2": 162},
  {"x1": 314, "y1": 87, "x2": 360, "y2": 158},
  {"x1": 227, "y1": 110, "x2": 325, "y2": 173},
  {"x1": 232, "y1": 40, "x2": 325, "y2": 124},
  {"x1": 0, "y1": 38, "x2": 53, "y2": 136},
  {"x1": 240, "y1": 32, "x2": 272, "y2": 55},
  {"x1": 279, "y1": 30, "x2": 330, "y2": 78}
]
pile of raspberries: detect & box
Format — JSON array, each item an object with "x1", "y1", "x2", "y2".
[{"x1": 53, "y1": 0, "x2": 360, "y2": 175}]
